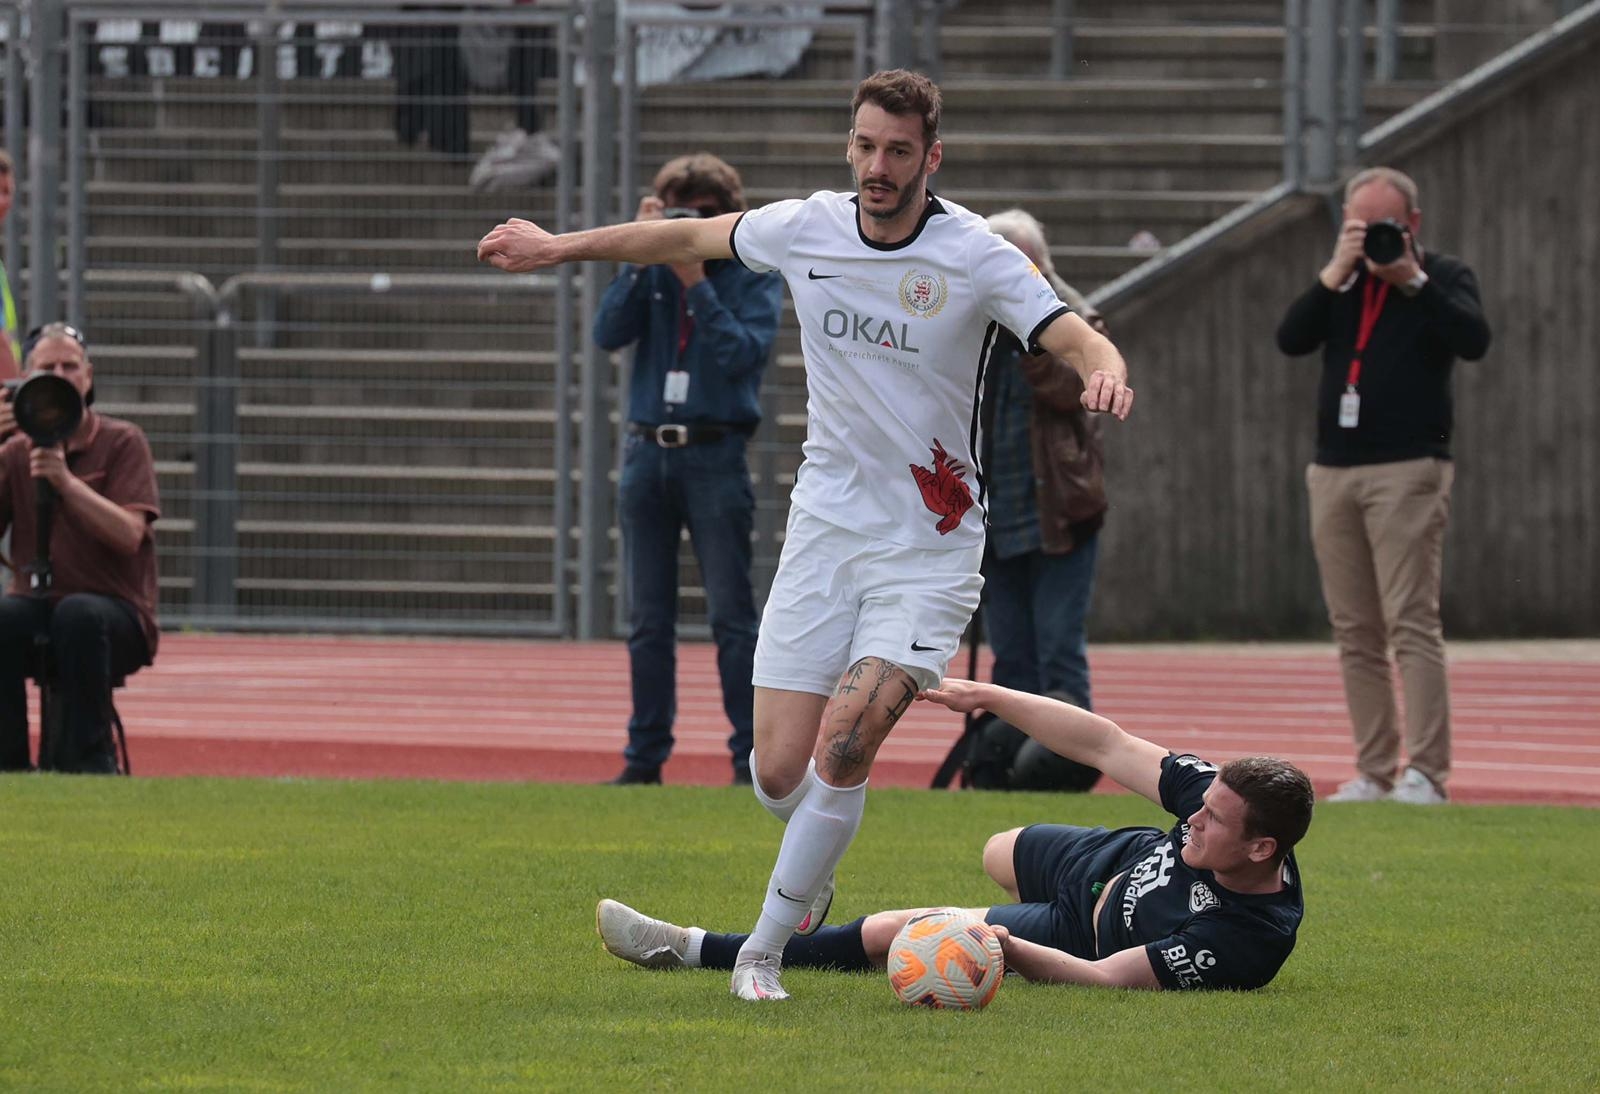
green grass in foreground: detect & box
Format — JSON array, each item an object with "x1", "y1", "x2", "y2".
[{"x1": 1, "y1": 777, "x2": 1598, "y2": 1092}]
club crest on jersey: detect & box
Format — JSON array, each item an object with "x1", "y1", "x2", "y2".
[
  {"x1": 899, "y1": 270, "x2": 948, "y2": 318},
  {"x1": 909, "y1": 439, "x2": 973, "y2": 535},
  {"x1": 1190, "y1": 882, "x2": 1221, "y2": 913}
]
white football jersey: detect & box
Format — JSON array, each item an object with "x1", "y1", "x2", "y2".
[{"x1": 731, "y1": 190, "x2": 1071, "y2": 549}]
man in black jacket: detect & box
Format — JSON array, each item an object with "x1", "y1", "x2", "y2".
[{"x1": 1276, "y1": 166, "x2": 1490, "y2": 805}]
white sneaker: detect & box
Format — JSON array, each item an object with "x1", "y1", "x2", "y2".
[
  {"x1": 730, "y1": 952, "x2": 789, "y2": 1002},
  {"x1": 1390, "y1": 767, "x2": 1448, "y2": 805},
  {"x1": 470, "y1": 127, "x2": 560, "y2": 193},
  {"x1": 794, "y1": 872, "x2": 834, "y2": 936},
  {"x1": 1327, "y1": 775, "x2": 1390, "y2": 802},
  {"x1": 595, "y1": 899, "x2": 691, "y2": 969}
]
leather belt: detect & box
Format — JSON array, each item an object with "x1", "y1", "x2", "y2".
[{"x1": 628, "y1": 422, "x2": 753, "y2": 448}]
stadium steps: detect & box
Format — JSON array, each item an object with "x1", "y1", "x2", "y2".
[
  {"x1": 636, "y1": 78, "x2": 1431, "y2": 137},
  {"x1": 69, "y1": 0, "x2": 1450, "y2": 623},
  {"x1": 932, "y1": 23, "x2": 1437, "y2": 82}
]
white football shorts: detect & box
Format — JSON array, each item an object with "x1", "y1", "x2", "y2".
[{"x1": 752, "y1": 504, "x2": 984, "y2": 696}]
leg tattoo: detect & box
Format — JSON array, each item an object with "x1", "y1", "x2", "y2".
[{"x1": 820, "y1": 659, "x2": 918, "y2": 783}]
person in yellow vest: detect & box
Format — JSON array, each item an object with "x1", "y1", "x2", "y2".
[{"x1": 0, "y1": 151, "x2": 20, "y2": 379}]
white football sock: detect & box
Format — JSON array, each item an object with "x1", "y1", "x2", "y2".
[
  {"x1": 684, "y1": 927, "x2": 706, "y2": 968},
  {"x1": 751, "y1": 753, "x2": 817, "y2": 824},
  {"x1": 739, "y1": 775, "x2": 867, "y2": 959}
]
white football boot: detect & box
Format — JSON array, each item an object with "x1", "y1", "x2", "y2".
[
  {"x1": 595, "y1": 899, "x2": 691, "y2": 969},
  {"x1": 730, "y1": 952, "x2": 789, "y2": 1002}
]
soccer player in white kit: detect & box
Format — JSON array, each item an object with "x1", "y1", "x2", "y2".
[{"x1": 479, "y1": 70, "x2": 1134, "y2": 1001}]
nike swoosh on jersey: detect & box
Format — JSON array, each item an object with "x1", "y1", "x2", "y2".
[
  {"x1": 807, "y1": 268, "x2": 842, "y2": 279},
  {"x1": 910, "y1": 641, "x2": 939, "y2": 652}
]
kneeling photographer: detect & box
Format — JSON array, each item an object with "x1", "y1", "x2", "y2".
[{"x1": 1, "y1": 323, "x2": 160, "y2": 774}]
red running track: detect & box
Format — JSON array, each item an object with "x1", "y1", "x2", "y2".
[{"x1": 38, "y1": 634, "x2": 1600, "y2": 806}]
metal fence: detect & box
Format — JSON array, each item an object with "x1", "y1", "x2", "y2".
[
  {"x1": 6, "y1": 1, "x2": 590, "y2": 635},
  {"x1": 2, "y1": 0, "x2": 1586, "y2": 640}
]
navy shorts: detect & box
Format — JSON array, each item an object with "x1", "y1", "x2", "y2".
[{"x1": 983, "y1": 822, "x2": 1153, "y2": 960}]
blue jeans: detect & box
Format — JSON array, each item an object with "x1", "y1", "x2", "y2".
[
  {"x1": 618, "y1": 432, "x2": 757, "y2": 773},
  {"x1": 982, "y1": 532, "x2": 1100, "y2": 709}
]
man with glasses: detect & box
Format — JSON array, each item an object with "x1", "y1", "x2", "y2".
[
  {"x1": 0, "y1": 323, "x2": 161, "y2": 774},
  {"x1": 592, "y1": 153, "x2": 784, "y2": 787}
]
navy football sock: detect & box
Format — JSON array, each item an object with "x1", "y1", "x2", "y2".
[{"x1": 698, "y1": 917, "x2": 871, "y2": 972}]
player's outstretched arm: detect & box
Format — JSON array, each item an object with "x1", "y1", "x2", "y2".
[
  {"x1": 477, "y1": 213, "x2": 739, "y2": 273},
  {"x1": 1036, "y1": 311, "x2": 1134, "y2": 420},
  {"x1": 995, "y1": 928, "x2": 1161, "y2": 990},
  {"x1": 918, "y1": 680, "x2": 1166, "y2": 804}
]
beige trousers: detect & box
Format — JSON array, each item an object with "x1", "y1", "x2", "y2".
[{"x1": 1307, "y1": 458, "x2": 1454, "y2": 789}]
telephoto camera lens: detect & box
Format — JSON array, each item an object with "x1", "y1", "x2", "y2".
[
  {"x1": 10, "y1": 372, "x2": 84, "y2": 447},
  {"x1": 1363, "y1": 219, "x2": 1408, "y2": 265}
]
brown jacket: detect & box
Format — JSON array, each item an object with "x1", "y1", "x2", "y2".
[{"x1": 1016, "y1": 348, "x2": 1108, "y2": 555}]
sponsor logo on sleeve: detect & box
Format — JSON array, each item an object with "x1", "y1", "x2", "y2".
[{"x1": 1159, "y1": 943, "x2": 1216, "y2": 989}]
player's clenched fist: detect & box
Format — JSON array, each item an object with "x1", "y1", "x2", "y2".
[
  {"x1": 477, "y1": 218, "x2": 559, "y2": 272},
  {"x1": 1082, "y1": 370, "x2": 1134, "y2": 420}
]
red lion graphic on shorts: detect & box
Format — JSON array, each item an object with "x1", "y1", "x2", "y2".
[{"x1": 909, "y1": 439, "x2": 974, "y2": 535}]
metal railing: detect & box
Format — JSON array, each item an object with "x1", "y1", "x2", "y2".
[
  {"x1": 80, "y1": 266, "x2": 575, "y2": 636},
  {"x1": 6, "y1": 0, "x2": 1588, "y2": 642}
]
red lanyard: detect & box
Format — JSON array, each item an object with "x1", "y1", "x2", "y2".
[
  {"x1": 677, "y1": 293, "x2": 694, "y2": 358},
  {"x1": 1345, "y1": 276, "x2": 1390, "y2": 389}
]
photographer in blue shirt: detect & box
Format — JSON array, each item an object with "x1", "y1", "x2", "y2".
[{"x1": 593, "y1": 153, "x2": 784, "y2": 786}]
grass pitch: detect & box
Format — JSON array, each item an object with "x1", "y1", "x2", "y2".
[{"x1": 1, "y1": 776, "x2": 1597, "y2": 1092}]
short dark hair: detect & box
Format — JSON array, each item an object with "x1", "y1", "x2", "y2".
[
  {"x1": 851, "y1": 68, "x2": 941, "y2": 152},
  {"x1": 1219, "y1": 757, "x2": 1315, "y2": 859},
  {"x1": 652, "y1": 153, "x2": 746, "y2": 214}
]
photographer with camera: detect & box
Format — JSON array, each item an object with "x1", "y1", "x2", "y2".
[
  {"x1": 0, "y1": 323, "x2": 161, "y2": 774},
  {"x1": 1276, "y1": 167, "x2": 1490, "y2": 805},
  {"x1": 592, "y1": 153, "x2": 783, "y2": 787}
]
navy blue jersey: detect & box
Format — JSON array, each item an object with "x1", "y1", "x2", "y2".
[{"x1": 1083, "y1": 754, "x2": 1303, "y2": 990}]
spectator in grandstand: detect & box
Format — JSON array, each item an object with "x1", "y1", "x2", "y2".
[
  {"x1": 1276, "y1": 166, "x2": 1490, "y2": 805},
  {"x1": 481, "y1": 69, "x2": 1132, "y2": 1003},
  {"x1": 597, "y1": 680, "x2": 1312, "y2": 992},
  {"x1": 592, "y1": 153, "x2": 783, "y2": 788},
  {"x1": 0, "y1": 152, "x2": 19, "y2": 379},
  {"x1": 971, "y1": 209, "x2": 1111, "y2": 792},
  {"x1": 468, "y1": 13, "x2": 561, "y2": 193},
  {"x1": 389, "y1": 14, "x2": 471, "y2": 156},
  {"x1": 0, "y1": 323, "x2": 161, "y2": 773}
]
